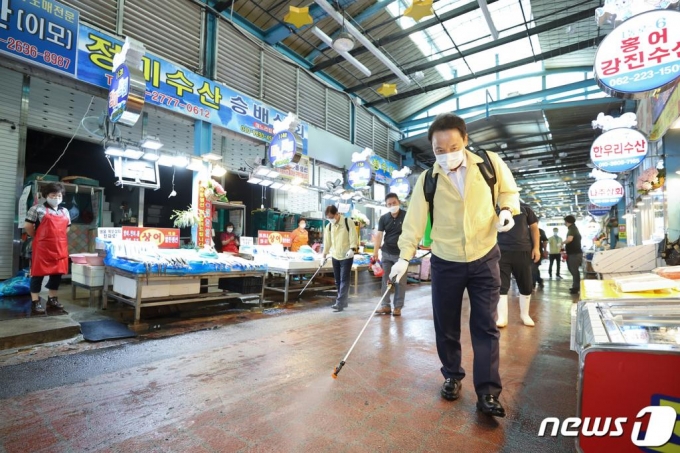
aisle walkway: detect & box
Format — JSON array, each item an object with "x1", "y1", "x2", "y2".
[{"x1": 0, "y1": 276, "x2": 579, "y2": 453}]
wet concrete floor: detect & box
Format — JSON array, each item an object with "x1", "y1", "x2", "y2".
[{"x1": 0, "y1": 275, "x2": 579, "y2": 452}]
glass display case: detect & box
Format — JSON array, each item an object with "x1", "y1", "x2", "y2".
[{"x1": 575, "y1": 299, "x2": 680, "y2": 453}]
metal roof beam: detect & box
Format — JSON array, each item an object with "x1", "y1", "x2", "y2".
[
  {"x1": 310, "y1": 0, "x2": 500, "y2": 72},
  {"x1": 307, "y1": 0, "x2": 399, "y2": 61},
  {"x1": 263, "y1": 0, "x2": 355, "y2": 45},
  {"x1": 366, "y1": 35, "x2": 606, "y2": 108},
  {"x1": 346, "y1": 7, "x2": 596, "y2": 93}
]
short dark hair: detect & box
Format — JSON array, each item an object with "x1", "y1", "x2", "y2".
[
  {"x1": 226, "y1": 222, "x2": 235, "y2": 228},
  {"x1": 385, "y1": 193, "x2": 400, "y2": 203},
  {"x1": 325, "y1": 205, "x2": 338, "y2": 217},
  {"x1": 41, "y1": 182, "x2": 65, "y2": 198},
  {"x1": 427, "y1": 113, "x2": 467, "y2": 143},
  {"x1": 564, "y1": 215, "x2": 576, "y2": 224}
]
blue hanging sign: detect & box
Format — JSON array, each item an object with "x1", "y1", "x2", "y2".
[
  {"x1": 594, "y1": 10, "x2": 680, "y2": 99},
  {"x1": 588, "y1": 203, "x2": 610, "y2": 217},
  {"x1": 389, "y1": 177, "x2": 411, "y2": 200},
  {"x1": 75, "y1": 24, "x2": 308, "y2": 153},
  {"x1": 269, "y1": 131, "x2": 297, "y2": 168},
  {"x1": 588, "y1": 179, "x2": 624, "y2": 208},
  {"x1": 348, "y1": 160, "x2": 373, "y2": 189},
  {"x1": 590, "y1": 128, "x2": 648, "y2": 173},
  {"x1": 0, "y1": 0, "x2": 79, "y2": 76},
  {"x1": 369, "y1": 155, "x2": 399, "y2": 184},
  {"x1": 108, "y1": 64, "x2": 130, "y2": 123}
]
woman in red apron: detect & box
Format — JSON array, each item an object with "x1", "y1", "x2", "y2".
[
  {"x1": 24, "y1": 182, "x2": 70, "y2": 313},
  {"x1": 220, "y1": 222, "x2": 240, "y2": 254}
]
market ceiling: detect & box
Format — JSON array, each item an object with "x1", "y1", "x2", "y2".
[{"x1": 216, "y1": 0, "x2": 642, "y2": 218}]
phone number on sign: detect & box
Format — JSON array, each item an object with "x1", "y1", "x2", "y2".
[
  {"x1": 4, "y1": 38, "x2": 71, "y2": 69},
  {"x1": 608, "y1": 64, "x2": 680, "y2": 87}
]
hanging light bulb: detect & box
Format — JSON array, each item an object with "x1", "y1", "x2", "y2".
[{"x1": 168, "y1": 167, "x2": 177, "y2": 198}]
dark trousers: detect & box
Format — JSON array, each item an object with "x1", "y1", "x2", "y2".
[
  {"x1": 332, "y1": 257, "x2": 353, "y2": 306},
  {"x1": 430, "y1": 246, "x2": 502, "y2": 397},
  {"x1": 532, "y1": 260, "x2": 543, "y2": 287},
  {"x1": 30, "y1": 274, "x2": 62, "y2": 294},
  {"x1": 380, "y1": 252, "x2": 407, "y2": 308},
  {"x1": 499, "y1": 251, "x2": 533, "y2": 296},
  {"x1": 548, "y1": 254, "x2": 561, "y2": 276},
  {"x1": 567, "y1": 253, "x2": 583, "y2": 291}
]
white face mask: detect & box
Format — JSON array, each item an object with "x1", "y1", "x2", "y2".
[
  {"x1": 227, "y1": 228, "x2": 233, "y2": 233},
  {"x1": 299, "y1": 223, "x2": 306, "y2": 229},
  {"x1": 46, "y1": 197, "x2": 62, "y2": 208},
  {"x1": 389, "y1": 206, "x2": 400, "y2": 214},
  {"x1": 435, "y1": 149, "x2": 464, "y2": 172},
  {"x1": 328, "y1": 218, "x2": 337, "y2": 225}
]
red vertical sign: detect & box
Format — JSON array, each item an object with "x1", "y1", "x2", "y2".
[{"x1": 197, "y1": 180, "x2": 212, "y2": 248}]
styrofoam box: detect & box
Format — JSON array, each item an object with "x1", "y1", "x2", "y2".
[
  {"x1": 168, "y1": 281, "x2": 200, "y2": 296},
  {"x1": 72, "y1": 273, "x2": 104, "y2": 287},
  {"x1": 72, "y1": 263, "x2": 105, "y2": 278},
  {"x1": 113, "y1": 275, "x2": 170, "y2": 299}
]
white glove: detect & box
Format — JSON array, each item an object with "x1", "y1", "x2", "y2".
[
  {"x1": 389, "y1": 259, "x2": 409, "y2": 282},
  {"x1": 345, "y1": 250, "x2": 355, "y2": 259},
  {"x1": 496, "y1": 210, "x2": 515, "y2": 233}
]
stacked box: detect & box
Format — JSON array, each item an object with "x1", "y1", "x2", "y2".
[{"x1": 72, "y1": 263, "x2": 104, "y2": 287}]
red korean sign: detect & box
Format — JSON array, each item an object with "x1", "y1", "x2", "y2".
[
  {"x1": 588, "y1": 179, "x2": 624, "y2": 208},
  {"x1": 197, "y1": 180, "x2": 212, "y2": 248},
  {"x1": 578, "y1": 350, "x2": 680, "y2": 452},
  {"x1": 257, "y1": 230, "x2": 292, "y2": 247},
  {"x1": 121, "y1": 227, "x2": 180, "y2": 248},
  {"x1": 590, "y1": 128, "x2": 648, "y2": 173},
  {"x1": 594, "y1": 10, "x2": 680, "y2": 99}
]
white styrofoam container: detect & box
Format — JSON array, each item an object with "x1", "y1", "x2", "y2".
[
  {"x1": 168, "y1": 281, "x2": 200, "y2": 296},
  {"x1": 72, "y1": 263, "x2": 105, "y2": 278},
  {"x1": 72, "y1": 273, "x2": 104, "y2": 287},
  {"x1": 113, "y1": 275, "x2": 170, "y2": 299}
]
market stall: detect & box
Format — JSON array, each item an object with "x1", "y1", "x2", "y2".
[
  {"x1": 101, "y1": 241, "x2": 267, "y2": 323},
  {"x1": 573, "y1": 274, "x2": 680, "y2": 452}
]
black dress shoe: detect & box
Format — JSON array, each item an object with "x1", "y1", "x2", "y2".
[
  {"x1": 476, "y1": 395, "x2": 506, "y2": 417},
  {"x1": 440, "y1": 378, "x2": 461, "y2": 401},
  {"x1": 331, "y1": 303, "x2": 341, "y2": 309},
  {"x1": 569, "y1": 288, "x2": 579, "y2": 294},
  {"x1": 333, "y1": 306, "x2": 344, "y2": 312}
]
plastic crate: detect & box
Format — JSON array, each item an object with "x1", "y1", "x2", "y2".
[{"x1": 218, "y1": 276, "x2": 263, "y2": 294}]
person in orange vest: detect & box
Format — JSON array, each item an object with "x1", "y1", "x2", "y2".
[
  {"x1": 289, "y1": 218, "x2": 309, "y2": 252},
  {"x1": 220, "y1": 222, "x2": 240, "y2": 254}
]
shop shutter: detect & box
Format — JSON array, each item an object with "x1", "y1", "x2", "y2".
[
  {"x1": 388, "y1": 129, "x2": 402, "y2": 165},
  {"x1": 212, "y1": 126, "x2": 265, "y2": 172},
  {"x1": 298, "y1": 72, "x2": 325, "y2": 129},
  {"x1": 262, "y1": 54, "x2": 297, "y2": 115},
  {"x1": 0, "y1": 68, "x2": 22, "y2": 279},
  {"x1": 372, "y1": 119, "x2": 388, "y2": 160},
  {"x1": 326, "y1": 89, "x2": 350, "y2": 141},
  {"x1": 144, "y1": 107, "x2": 195, "y2": 153},
  {"x1": 355, "y1": 107, "x2": 372, "y2": 149},
  {"x1": 61, "y1": 0, "x2": 118, "y2": 33},
  {"x1": 216, "y1": 20, "x2": 262, "y2": 99},
  {"x1": 122, "y1": 0, "x2": 203, "y2": 73}
]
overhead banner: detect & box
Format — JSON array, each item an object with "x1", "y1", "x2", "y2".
[
  {"x1": 348, "y1": 160, "x2": 373, "y2": 189},
  {"x1": 588, "y1": 203, "x2": 611, "y2": 217},
  {"x1": 75, "y1": 24, "x2": 308, "y2": 152},
  {"x1": 0, "y1": 0, "x2": 79, "y2": 76},
  {"x1": 590, "y1": 128, "x2": 648, "y2": 173},
  {"x1": 594, "y1": 10, "x2": 680, "y2": 99},
  {"x1": 121, "y1": 227, "x2": 180, "y2": 249},
  {"x1": 389, "y1": 177, "x2": 411, "y2": 200},
  {"x1": 588, "y1": 179, "x2": 624, "y2": 208}
]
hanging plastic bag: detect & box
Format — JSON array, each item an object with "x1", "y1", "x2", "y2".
[{"x1": 371, "y1": 261, "x2": 384, "y2": 278}]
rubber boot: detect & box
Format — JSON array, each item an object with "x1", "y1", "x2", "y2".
[
  {"x1": 496, "y1": 295, "x2": 508, "y2": 328},
  {"x1": 519, "y1": 294, "x2": 535, "y2": 327}
]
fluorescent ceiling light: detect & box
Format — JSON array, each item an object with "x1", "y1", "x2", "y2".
[
  {"x1": 142, "y1": 152, "x2": 160, "y2": 161},
  {"x1": 140, "y1": 137, "x2": 163, "y2": 150},
  {"x1": 173, "y1": 156, "x2": 189, "y2": 168},
  {"x1": 258, "y1": 179, "x2": 274, "y2": 187},
  {"x1": 201, "y1": 152, "x2": 222, "y2": 161},
  {"x1": 186, "y1": 158, "x2": 204, "y2": 171},
  {"x1": 105, "y1": 145, "x2": 125, "y2": 157},
  {"x1": 292, "y1": 177, "x2": 304, "y2": 185},
  {"x1": 333, "y1": 187, "x2": 345, "y2": 194},
  {"x1": 247, "y1": 177, "x2": 263, "y2": 184},
  {"x1": 255, "y1": 167, "x2": 271, "y2": 176},
  {"x1": 157, "y1": 154, "x2": 175, "y2": 167},
  {"x1": 312, "y1": 27, "x2": 371, "y2": 77},
  {"x1": 211, "y1": 165, "x2": 227, "y2": 177},
  {"x1": 270, "y1": 182, "x2": 284, "y2": 189},
  {"x1": 322, "y1": 193, "x2": 333, "y2": 199},
  {"x1": 279, "y1": 184, "x2": 291, "y2": 191},
  {"x1": 123, "y1": 147, "x2": 144, "y2": 159},
  {"x1": 267, "y1": 170, "x2": 280, "y2": 178}
]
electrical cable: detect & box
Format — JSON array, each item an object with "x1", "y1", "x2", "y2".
[{"x1": 41, "y1": 95, "x2": 95, "y2": 178}]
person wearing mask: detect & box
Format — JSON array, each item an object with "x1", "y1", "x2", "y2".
[
  {"x1": 532, "y1": 227, "x2": 548, "y2": 290},
  {"x1": 548, "y1": 228, "x2": 564, "y2": 279},
  {"x1": 496, "y1": 202, "x2": 541, "y2": 328},
  {"x1": 24, "y1": 182, "x2": 71, "y2": 313},
  {"x1": 373, "y1": 193, "x2": 407, "y2": 317},
  {"x1": 323, "y1": 205, "x2": 359, "y2": 312},
  {"x1": 289, "y1": 218, "x2": 309, "y2": 252},
  {"x1": 564, "y1": 215, "x2": 582, "y2": 295},
  {"x1": 389, "y1": 113, "x2": 520, "y2": 417},
  {"x1": 220, "y1": 222, "x2": 240, "y2": 254}
]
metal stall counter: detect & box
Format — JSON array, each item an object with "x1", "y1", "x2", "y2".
[{"x1": 101, "y1": 242, "x2": 267, "y2": 323}]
